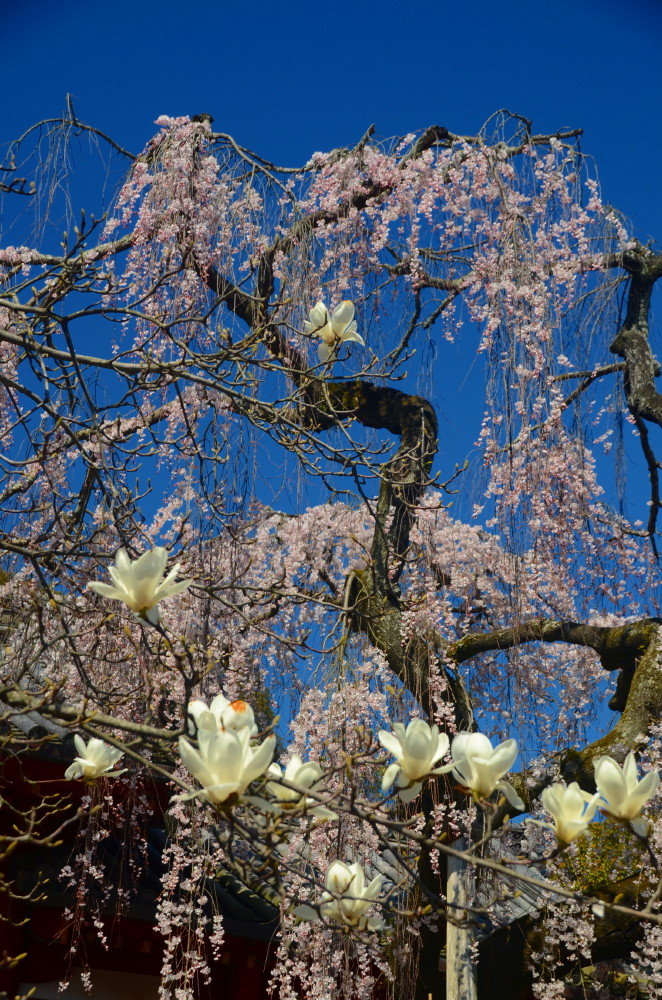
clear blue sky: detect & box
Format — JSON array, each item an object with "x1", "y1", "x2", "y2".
[{"x1": 4, "y1": 0, "x2": 660, "y2": 244}]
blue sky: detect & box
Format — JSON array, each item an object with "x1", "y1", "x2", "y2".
[{"x1": 4, "y1": 0, "x2": 660, "y2": 244}]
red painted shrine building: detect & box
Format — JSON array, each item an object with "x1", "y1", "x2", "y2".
[{"x1": 0, "y1": 742, "x2": 278, "y2": 1000}]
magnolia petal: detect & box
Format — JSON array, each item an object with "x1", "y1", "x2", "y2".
[
  {"x1": 484, "y1": 738, "x2": 518, "y2": 775},
  {"x1": 451, "y1": 760, "x2": 473, "y2": 787},
  {"x1": 562, "y1": 782, "x2": 593, "y2": 819},
  {"x1": 381, "y1": 762, "x2": 400, "y2": 792},
  {"x1": 178, "y1": 736, "x2": 216, "y2": 789},
  {"x1": 350, "y1": 865, "x2": 365, "y2": 896},
  {"x1": 452, "y1": 732, "x2": 491, "y2": 760},
  {"x1": 126, "y1": 549, "x2": 169, "y2": 607},
  {"x1": 115, "y1": 549, "x2": 132, "y2": 574},
  {"x1": 308, "y1": 302, "x2": 329, "y2": 328},
  {"x1": 338, "y1": 330, "x2": 364, "y2": 350},
  {"x1": 87, "y1": 737, "x2": 108, "y2": 759},
  {"x1": 134, "y1": 547, "x2": 168, "y2": 582},
  {"x1": 628, "y1": 769, "x2": 659, "y2": 814},
  {"x1": 331, "y1": 300, "x2": 355, "y2": 331},
  {"x1": 205, "y1": 781, "x2": 242, "y2": 804},
  {"x1": 431, "y1": 761, "x2": 456, "y2": 777},
  {"x1": 398, "y1": 780, "x2": 423, "y2": 804},
  {"x1": 201, "y1": 728, "x2": 243, "y2": 780},
  {"x1": 154, "y1": 576, "x2": 193, "y2": 603},
  {"x1": 292, "y1": 761, "x2": 324, "y2": 788},
  {"x1": 311, "y1": 805, "x2": 338, "y2": 821},
  {"x1": 429, "y1": 732, "x2": 451, "y2": 767},
  {"x1": 326, "y1": 861, "x2": 353, "y2": 893},
  {"x1": 364, "y1": 874, "x2": 385, "y2": 901},
  {"x1": 154, "y1": 562, "x2": 182, "y2": 592},
  {"x1": 541, "y1": 784, "x2": 563, "y2": 816},
  {"x1": 196, "y1": 710, "x2": 218, "y2": 732},
  {"x1": 400, "y1": 721, "x2": 437, "y2": 766},
  {"x1": 622, "y1": 752, "x2": 640, "y2": 788},
  {"x1": 594, "y1": 756, "x2": 627, "y2": 806},
  {"x1": 144, "y1": 605, "x2": 161, "y2": 625},
  {"x1": 340, "y1": 328, "x2": 364, "y2": 346},
  {"x1": 187, "y1": 699, "x2": 208, "y2": 723},
  {"x1": 221, "y1": 700, "x2": 257, "y2": 734},
  {"x1": 317, "y1": 341, "x2": 335, "y2": 363},
  {"x1": 209, "y1": 693, "x2": 231, "y2": 716},
  {"x1": 378, "y1": 730, "x2": 404, "y2": 760},
  {"x1": 629, "y1": 815, "x2": 651, "y2": 837},
  {"x1": 108, "y1": 565, "x2": 132, "y2": 597},
  {"x1": 285, "y1": 754, "x2": 305, "y2": 772},
  {"x1": 497, "y1": 779, "x2": 525, "y2": 810},
  {"x1": 595, "y1": 754, "x2": 660, "y2": 818},
  {"x1": 242, "y1": 734, "x2": 277, "y2": 786},
  {"x1": 87, "y1": 581, "x2": 123, "y2": 600}
]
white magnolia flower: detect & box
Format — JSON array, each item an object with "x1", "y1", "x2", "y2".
[
  {"x1": 594, "y1": 753, "x2": 660, "y2": 836},
  {"x1": 88, "y1": 547, "x2": 191, "y2": 625},
  {"x1": 303, "y1": 300, "x2": 365, "y2": 363},
  {"x1": 296, "y1": 860, "x2": 384, "y2": 931},
  {"x1": 187, "y1": 694, "x2": 258, "y2": 737},
  {"x1": 451, "y1": 732, "x2": 524, "y2": 809},
  {"x1": 64, "y1": 735, "x2": 126, "y2": 781},
  {"x1": 378, "y1": 720, "x2": 452, "y2": 803},
  {"x1": 266, "y1": 752, "x2": 337, "y2": 819},
  {"x1": 536, "y1": 781, "x2": 601, "y2": 844},
  {"x1": 177, "y1": 727, "x2": 276, "y2": 806}
]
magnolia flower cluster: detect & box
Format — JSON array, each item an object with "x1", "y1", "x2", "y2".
[
  {"x1": 378, "y1": 720, "x2": 452, "y2": 803},
  {"x1": 537, "y1": 753, "x2": 660, "y2": 844},
  {"x1": 179, "y1": 695, "x2": 335, "y2": 816},
  {"x1": 450, "y1": 732, "x2": 524, "y2": 809},
  {"x1": 64, "y1": 736, "x2": 126, "y2": 781},
  {"x1": 536, "y1": 782, "x2": 600, "y2": 845},
  {"x1": 177, "y1": 726, "x2": 277, "y2": 806},
  {"x1": 377, "y1": 725, "x2": 660, "y2": 842},
  {"x1": 187, "y1": 693, "x2": 258, "y2": 737},
  {"x1": 177, "y1": 693, "x2": 273, "y2": 805},
  {"x1": 295, "y1": 860, "x2": 384, "y2": 932},
  {"x1": 594, "y1": 753, "x2": 659, "y2": 835},
  {"x1": 266, "y1": 753, "x2": 337, "y2": 820},
  {"x1": 88, "y1": 546, "x2": 191, "y2": 625},
  {"x1": 303, "y1": 300, "x2": 365, "y2": 363},
  {"x1": 378, "y1": 723, "x2": 524, "y2": 808},
  {"x1": 63, "y1": 673, "x2": 334, "y2": 820}
]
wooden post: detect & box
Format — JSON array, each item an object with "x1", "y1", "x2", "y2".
[{"x1": 446, "y1": 838, "x2": 477, "y2": 1000}]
